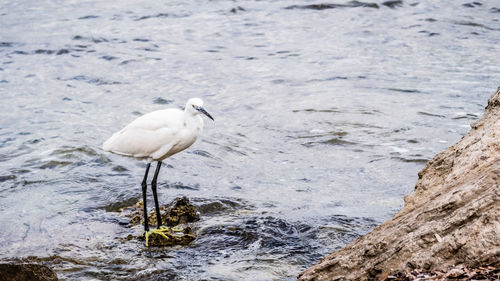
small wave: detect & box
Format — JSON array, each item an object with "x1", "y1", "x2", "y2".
[
  {"x1": 101, "y1": 55, "x2": 118, "y2": 61},
  {"x1": 119, "y1": 59, "x2": 139, "y2": 65},
  {"x1": 230, "y1": 6, "x2": 246, "y2": 14},
  {"x1": 33, "y1": 49, "x2": 70, "y2": 55},
  {"x1": 189, "y1": 149, "x2": 217, "y2": 159},
  {"x1": 25, "y1": 146, "x2": 106, "y2": 170},
  {"x1": 453, "y1": 21, "x2": 497, "y2": 31},
  {"x1": 72, "y1": 35, "x2": 109, "y2": 44},
  {"x1": 391, "y1": 156, "x2": 429, "y2": 163},
  {"x1": 134, "y1": 12, "x2": 191, "y2": 21},
  {"x1": 387, "y1": 88, "x2": 421, "y2": 93},
  {"x1": 307, "y1": 76, "x2": 348, "y2": 83},
  {"x1": 98, "y1": 197, "x2": 139, "y2": 212},
  {"x1": 285, "y1": 1, "x2": 379, "y2": 10},
  {"x1": 198, "y1": 216, "x2": 314, "y2": 253},
  {"x1": 38, "y1": 160, "x2": 73, "y2": 169},
  {"x1": 0, "y1": 42, "x2": 17, "y2": 48},
  {"x1": 417, "y1": 111, "x2": 446, "y2": 118},
  {"x1": 165, "y1": 182, "x2": 200, "y2": 191},
  {"x1": 78, "y1": 15, "x2": 99, "y2": 20},
  {"x1": 302, "y1": 137, "x2": 357, "y2": 147},
  {"x1": 462, "y1": 2, "x2": 482, "y2": 8},
  {"x1": 0, "y1": 174, "x2": 16, "y2": 182},
  {"x1": 221, "y1": 145, "x2": 247, "y2": 156},
  {"x1": 111, "y1": 165, "x2": 128, "y2": 172},
  {"x1": 321, "y1": 138, "x2": 357, "y2": 146},
  {"x1": 295, "y1": 131, "x2": 348, "y2": 140},
  {"x1": 153, "y1": 97, "x2": 173, "y2": 104},
  {"x1": 292, "y1": 108, "x2": 342, "y2": 113},
  {"x1": 10, "y1": 50, "x2": 29, "y2": 55},
  {"x1": 66, "y1": 75, "x2": 122, "y2": 85},
  {"x1": 382, "y1": 0, "x2": 403, "y2": 8},
  {"x1": 51, "y1": 145, "x2": 101, "y2": 158},
  {"x1": 452, "y1": 113, "x2": 478, "y2": 120}
]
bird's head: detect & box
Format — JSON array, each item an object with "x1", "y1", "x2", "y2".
[{"x1": 186, "y1": 98, "x2": 214, "y2": 121}]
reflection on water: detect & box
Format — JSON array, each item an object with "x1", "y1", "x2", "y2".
[{"x1": 1, "y1": 0, "x2": 499, "y2": 279}]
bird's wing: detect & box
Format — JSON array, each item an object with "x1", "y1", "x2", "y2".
[
  {"x1": 103, "y1": 127, "x2": 178, "y2": 159},
  {"x1": 103, "y1": 109, "x2": 184, "y2": 159},
  {"x1": 123, "y1": 108, "x2": 183, "y2": 131}
]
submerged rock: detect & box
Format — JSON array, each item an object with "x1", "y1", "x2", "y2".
[
  {"x1": 298, "y1": 87, "x2": 500, "y2": 280},
  {"x1": 0, "y1": 263, "x2": 58, "y2": 281},
  {"x1": 123, "y1": 196, "x2": 199, "y2": 247}
]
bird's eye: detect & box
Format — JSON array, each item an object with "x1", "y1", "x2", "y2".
[{"x1": 192, "y1": 105, "x2": 196, "y2": 108}]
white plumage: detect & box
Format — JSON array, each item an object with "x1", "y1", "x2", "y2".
[
  {"x1": 102, "y1": 98, "x2": 213, "y2": 235},
  {"x1": 103, "y1": 98, "x2": 212, "y2": 161}
]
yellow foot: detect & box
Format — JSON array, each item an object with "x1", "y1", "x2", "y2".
[
  {"x1": 171, "y1": 227, "x2": 184, "y2": 232},
  {"x1": 144, "y1": 226, "x2": 170, "y2": 247}
]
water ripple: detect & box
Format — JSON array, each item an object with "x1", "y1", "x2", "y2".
[
  {"x1": 285, "y1": 1, "x2": 380, "y2": 10},
  {"x1": 0, "y1": 0, "x2": 498, "y2": 279}
]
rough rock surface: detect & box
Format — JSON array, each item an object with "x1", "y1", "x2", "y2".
[
  {"x1": 126, "y1": 196, "x2": 200, "y2": 228},
  {"x1": 123, "y1": 196, "x2": 198, "y2": 247},
  {"x1": 298, "y1": 87, "x2": 500, "y2": 281},
  {"x1": 382, "y1": 262, "x2": 499, "y2": 280},
  {"x1": 0, "y1": 263, "x2": 58, "y2": 281}
]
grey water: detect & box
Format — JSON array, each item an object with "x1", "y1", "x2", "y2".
[{"x1": 0, "y1": 0, "x2": 499, "y2": 280}]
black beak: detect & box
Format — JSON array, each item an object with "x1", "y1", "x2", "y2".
[{"x1": 197, "y1": 107, "x2": 214, "y2": 121}]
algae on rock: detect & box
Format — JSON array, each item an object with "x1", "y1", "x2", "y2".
[{"x1": 123, "y1": 196, "x2": 199, "y2": 247}]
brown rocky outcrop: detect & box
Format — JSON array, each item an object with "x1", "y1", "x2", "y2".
[
  {"x1": 0, "y1": 263, "x2": 58, "y2": 281},
  {"x1": 298, "y1": 87, "x2": 500, "y2": 280}
]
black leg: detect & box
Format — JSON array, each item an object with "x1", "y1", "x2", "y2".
[
  {"x1": 151, "y1": 161, "x2": 163, "y2": 228},
  {"x1": 142, "y1": 163, "x2": 151, "y2": 232}
]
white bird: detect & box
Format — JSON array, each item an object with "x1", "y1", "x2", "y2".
[{"x1": 103, "y1": 98, "x2": 213, "y2": 234}]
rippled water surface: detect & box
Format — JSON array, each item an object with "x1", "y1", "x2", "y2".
[{"x1": 1, "y1": 0, "x2": 499, "y2": 280}]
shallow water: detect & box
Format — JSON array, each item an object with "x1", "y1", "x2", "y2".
[{"x1": 0, "y1": 0, "x2": 499, "y2": 280}]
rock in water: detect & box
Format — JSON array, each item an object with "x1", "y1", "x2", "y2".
[
  {"x1": 298, "y1": 87, "x2": 500, "y2": 280},
  {"x1": 142, "y1": 196, "x2": 200, "y2": 228},
  {"x1": 143, "y1": 226, "x2": 196, "y2": 247},
  {"x1": 0, "y1": 263, "x2": 58, "y2": 281},
  {"x1": 122, "y1": 196, "x2": 199, "y2": 247},
  {"x1": 164, "y1": 196, "x2": 200, "y2": 226}
]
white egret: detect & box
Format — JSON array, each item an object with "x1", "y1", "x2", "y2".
[{"x1": 103, "y1": 98, "x2": 213, "y2": 239}]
